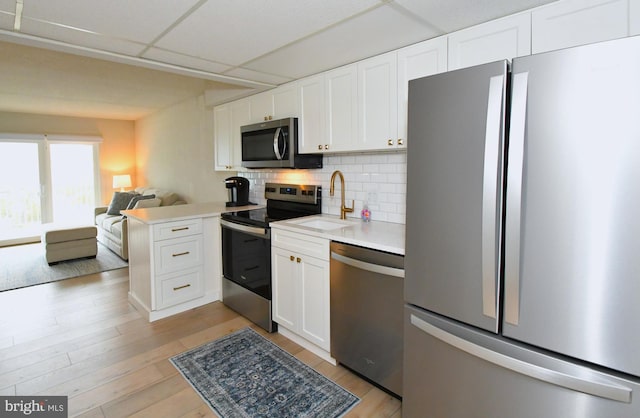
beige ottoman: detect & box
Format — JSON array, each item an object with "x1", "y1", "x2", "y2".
[{"x1": 43, "y1": 226, "x2": 98, "y2": 265}]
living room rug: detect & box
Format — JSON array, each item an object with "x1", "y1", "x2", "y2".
[
  {"x1": 0, "y1": 242, "x2": 128, "y2": 292},
  {"x1": 171, "y1": 327, "x2": 360, "y2": 418}
]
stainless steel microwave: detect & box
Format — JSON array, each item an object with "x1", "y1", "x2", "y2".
[{"x1": 240, "y1": 117, "x2": 322, "y2": 169}]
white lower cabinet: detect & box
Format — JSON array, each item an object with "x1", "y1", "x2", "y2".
[
  {"x1": 128, "y1": 216, "x2": 221, "y2": 321},
  {"x1": 271, "y1": 228, "x2": 332, "y2": 361}
]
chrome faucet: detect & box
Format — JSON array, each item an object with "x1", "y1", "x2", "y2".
[{"x1": 330, "y1": 170, "x2": 354, "y2": 220}]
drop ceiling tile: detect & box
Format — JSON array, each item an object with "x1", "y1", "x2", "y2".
[
  {"x1": 21, "y1": 0, "x2": 201, "y2": 43},
  {"x1": 0, "y1": 0, "x2": 14, "y2": 12},
  {"x1": 244, "y1": 4, "x2": 442, "y2": 79},
  {"x1": 154, "y1": 0, "x2": 381, "y2": 66},
  {"x1": 20, "y1": 17, "x2": 148, "y2": 56},
  {"x1": 394, "y1": 0, "x2": 557, "y2": 33},
  {"x1": 143, "y1": 47, "x2": 233, "y2": 74},
  {"x1": 222, "y1": 67, "x2": 294, "y2": 86},
  {"x1": 0, "y1": 11, "x2": 13, "y2": 31}
]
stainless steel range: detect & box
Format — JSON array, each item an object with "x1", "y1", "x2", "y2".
[{"x1": 220, "y1": 182, "x2": 322, "y2": 332}]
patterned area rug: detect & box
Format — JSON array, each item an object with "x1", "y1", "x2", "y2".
[
  {"x1": 171, "y1": 327, "x2": 360, "y2": 418},
  {"x1": 0, "y1": 242, "x2": 128, "y2": 292}
]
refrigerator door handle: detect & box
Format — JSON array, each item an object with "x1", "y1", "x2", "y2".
[
  {"x1": 481, "y1": 74, "x2": 505, "y2": 320},
  {"x1": 504, "y1": 71, "x2": 529, "y2": 326},
  {"x1": 410, "y1": 314, "x2": 632, "y2": 403}
]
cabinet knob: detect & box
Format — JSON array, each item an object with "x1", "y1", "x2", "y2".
[
  {"x1": 398, "y1": 138, "x2": 404, "y2": 146},
  {"x1": 264, "y1": 116, "x2": 268, "y2": 121},
  {"x1": 268, "y1": 115, "x2": 273, "y2": 121},
  {"x1": 324, "y1": 144, "x2": 329, "y2": 150},
  {"x1": 318, "y1": 144, "x2": 323, "y2": 150},
  {"x1": 296, "y1": 257, "x2": 301, "y2": 263},
  {"x1": 388, "y1": 139, "x2": 394, "y2": 146},
  {"x1": 290, "y1": 255, "x2": 295, "y2": 261}
]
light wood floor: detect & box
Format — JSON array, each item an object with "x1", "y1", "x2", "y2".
[{"x1": 0, "y1": 268, "x2": 402, "y2": 417}]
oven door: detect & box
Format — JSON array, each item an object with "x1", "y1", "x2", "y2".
[{"x1": 220, "y1": 219, "x2": 271, "y2": 300}]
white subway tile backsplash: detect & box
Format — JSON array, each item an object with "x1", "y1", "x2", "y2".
[{"x1": 239, "y1": 151, "x2": 407, "y2": 224}]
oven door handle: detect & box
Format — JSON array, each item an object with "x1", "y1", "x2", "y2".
[{"x1": 220, "y1": 219, "x2": 270, "y2": 238}]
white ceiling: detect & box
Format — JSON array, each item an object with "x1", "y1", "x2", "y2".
[{"x1": 0, "y1": 0, "x2": 556, "y2": 120}]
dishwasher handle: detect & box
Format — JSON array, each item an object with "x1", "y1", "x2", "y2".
[{"x1": 331, "y1": 251, "x2": 404, "y2": 278}]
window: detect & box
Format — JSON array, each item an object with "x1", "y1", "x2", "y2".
[{"x1": 0, "y1": 134, "x2": 101, "y2": 246}]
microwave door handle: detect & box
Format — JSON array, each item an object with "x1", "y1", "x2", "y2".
[{"x1": 273, "y1": 127, "x2": 286, "y2": 160}]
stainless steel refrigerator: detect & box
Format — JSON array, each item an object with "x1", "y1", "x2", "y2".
[{"x1": 404, "y1": 35, "x2": 640, "y2": 417}]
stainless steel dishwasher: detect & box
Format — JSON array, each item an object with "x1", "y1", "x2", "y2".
[{"x1": 330, "y1": 241, "x2": 405, "y2": 397}]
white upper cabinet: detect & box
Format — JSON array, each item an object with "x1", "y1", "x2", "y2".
[
  {"x1": 633, "y1": 0, "x2": 640, "y2": 35},
  {"x1": 326, "y1": 64, "x2": 358, "y2": 152},
  {"x1": 448, "y1": 13, "x2": 531, "y2": 70},
  {"x1": 297, "y1": 73, "x2": 326, "y2": 154},
  {"x1": 249, "y1": 84, "x2": 298, "y2": 123},
  {"x1": 357, "y1": 52, "x2": 399, "y2": 151},
  {"x1": 532, "y1": 0, "x2": 631, "y2": 54},
  {"x1": 296, "y1": 64, "x2": 358, "y2": 154},
  {"x1": 213, "y1": 99, "x2": 250, "y2": 171},
  {"x1": 397, "y1": 36, "x2": 448, "y2": 149}
]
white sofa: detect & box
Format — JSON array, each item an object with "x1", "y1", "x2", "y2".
[{"x1": 95, "y1": 187, "x2": 185, "y2": 260}]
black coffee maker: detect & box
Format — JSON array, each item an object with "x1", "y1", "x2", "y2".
[{"x1": 224, "y1": 176, "x2": 251, "y2": 207}]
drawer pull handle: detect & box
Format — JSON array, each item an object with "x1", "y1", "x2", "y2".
[
  {"x1": 171, "y1": 227, "x2": 189, "y2": 232},
  {"x1": 172, "y1": 251, "x2": 190, "y2": 257},
  {"x1": 173, "y1": 284, "x2": 191, "y2": 291}
]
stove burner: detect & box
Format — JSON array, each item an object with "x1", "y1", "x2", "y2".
[{"x1": 221, "y1": 183, "x2": 322, "y2": 227}]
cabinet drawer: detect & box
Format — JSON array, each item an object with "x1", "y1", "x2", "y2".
[
  {"x1": 153, "y1": 218, "x2": 202, "y2": 241},
  {"x1": 156, "y1": 268, "x2": 204, "y2": 309},
  {"x1": 272, "y1": 228, "x2": 329, "y2": 260},
  {"x1": 154, "y1": 235, "x2": 203, "y2": 275}
]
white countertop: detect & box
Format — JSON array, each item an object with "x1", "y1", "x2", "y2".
[
  {"x1": 123, "y1": 205, "x2": 405, "y2": 254},
  {"x1": 271, "y1": 214, "x2": 406, "y2": 255},
  {"x1": 121, "y1": 202, "x2": 264, "y2": 224}
]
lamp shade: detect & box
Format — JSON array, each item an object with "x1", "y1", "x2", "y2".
[{"x1": 113, "y1": 174, "x2": 132, "y2": 191}]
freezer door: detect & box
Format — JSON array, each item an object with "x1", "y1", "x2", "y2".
[
  {"x1": 504, "y1": 36, "x2": 640, "y2": 378},
  {"x1": 404, "y1": 305, "x2": 640, "y2": 418},
  {"x1": 405, "y1": 60, "x2": 507, "y2": 333}
]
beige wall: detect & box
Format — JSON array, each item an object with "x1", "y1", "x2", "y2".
[
  {"x1": 0, "y1": 111, "x2": 136, "y2": 205},
  {"x1": 134, "y1": 95, "x2": 230, "y2": 203}
]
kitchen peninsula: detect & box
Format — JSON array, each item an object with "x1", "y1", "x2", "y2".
[{"x1": 122, "y1": 202, "x2": 260, "y2": 322}]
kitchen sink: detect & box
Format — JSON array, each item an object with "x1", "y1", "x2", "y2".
[{"x1": 293, "y1": 218, "x2": 355, "y2": 231}]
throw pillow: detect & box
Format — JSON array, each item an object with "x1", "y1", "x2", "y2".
[
  {"x1": 106, "y1": 191, "x2": 136, "y2": 215},
  {"x1": 125, "y1": 194, "x2": 156, "y2": 210},
  {"x1": 133, "y1": 197, "x2": 162, "y2": 209}
]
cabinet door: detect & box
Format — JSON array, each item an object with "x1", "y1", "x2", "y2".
[
  {"x1": 272, "y1": 246, "x2": 298, "y2": 330},
  {"x1": 214, "y1": 99, "x2": 249, "y2": 171},
  {"x1": 358, "y1": 52, "x2": 398, "y2": 151},
  {"x1": 299, "y1": 255, "x2": 330, "y2": 351},
  {"x1": 249, "y1": 85, "x2": 298, "y2": 123},
  {"x1": 633, "y1": 0, "x2": 640, "y2": 35},
  {"x1": 249, "y1": 91, "x2": 273, "y2": 122},
  {"x1": 229, "y1": 99, "x2": 250, "y2": 169},
  {"x1": 532, "y1": 0, "x2": 630, "y2": 54},
  {"x1": 448, "y1": 13, "x2": 531, "y2": 70},
  {"x1": 297, "y1": 74, "x2": 326, "y2": 154},
  {"x1": 272, "y1": 84, "x2": 298, "y2": 119},
  {"x1": 397, "y1": 36, "x2": 448, "y2": 150},
  {"x1": 325, "y1": 64, "x2": 358, "y2": 152},
  {"x1": 213, "y1": 104, "x2": 232, "y2": 171}
]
